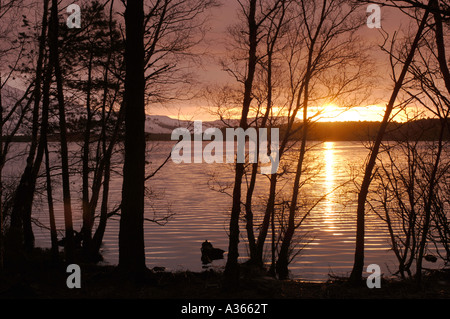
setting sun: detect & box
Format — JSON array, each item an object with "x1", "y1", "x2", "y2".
[{"x1": 315, "y1": 104, "x2": 387, "y2": 122}]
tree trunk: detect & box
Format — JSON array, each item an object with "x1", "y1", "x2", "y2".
[
  {"x1": 276, "y1": 77, "x2": 310, "y2": 279},
  {"x1": 255, "y1": 174, "x2": 277, "y2": 264},
  {"x1": 432, "y1": 0, "x2": 450, "y2": 96},
  {"x1": 8, "y1": 0, "x2": 49, "y2": 253},
  {"x1": 416, "y1": 119, "x2": 445, "y2": 283},
  {"x1": 0, "y1": 73, "x2": 3, "y2": 270},
  {"x1": 274, "y1": 5, "x2": 318, "y2": 276},
  {"x1": 224, "y1": 0, "x2": 258, "y2": 289},
  {"x1": 45, "y1": 141, "x2": 58, "y2": 262},
  {"x1": 245, "y1": 162, "x2": 258, "y2": 262},
  {"x1": 92, "y1": 151, "x2": 111, "y2": 255},
  {"x1": 119, "y1": 0, "x2": 147, "y2": 277},
  {"x1": 91, "y1": 0, "x2": 119, "y2": 259},
  {"x1": 81, "y1": 51, "x2": 94, "y2": 256},
  {"x1": 92, "y1": 105, "x2": 124, "y2": 256},
  {"x1": 245, "y1": 112, "x2": 271, "y2": 265},
  {"x1": 50, "y1": 0, "x2": 75, "y2": 263},
  {"x1": 349, "y1": 3, "x2": 431, "y2": 283},
  {"x1": 41, "y1": 41, "x2": 58, "y2": 262},
  {"x1": 246, "y1": 41, "x2": 278, "y2": 266}
]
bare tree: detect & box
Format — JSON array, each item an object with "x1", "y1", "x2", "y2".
[
  {"x1": 273, "y1": 0, "x2": 371, "y2": 279},
  {"x1": 58, "y1": 0, "x2": 125, "y2": 261},
  {"x1": 118, "y1": 0, "x2": 216, "y2": 277},
  {"x1": 349, "y1": 0, "x2": 433, "y2": 284},
  {"x1": 215, "y1": 0, "x2": 371, "y2": 281},
  {"x1": 244, "y1": 0, "x2": 290, "y2": 267},
  {"x1": 371, "y1": 120, "x2": 449, "y2": 280},
  {"x1": 399, "y1": 5, "x2": 450, "y2": 281},
  {"x1": 0, "y1": 1, "x2": 24, "y2": 268},
  {"x1": 48, "y1": 0, "x2": 76, "y2": 263},
  {"x1": 221, "y1": 0, "x2": 287, "y2": 289},
  {"x1": 6, "y1": 0, "x2": 48, "y2": 257}
]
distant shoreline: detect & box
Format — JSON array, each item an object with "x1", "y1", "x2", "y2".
[{"x1": 4, "y1": 118, "x2": 449, "y2": 143}]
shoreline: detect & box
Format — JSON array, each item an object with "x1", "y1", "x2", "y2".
[
  {"x1": 1, "y1": 248, "x2": 450, "y2": 300},
  {"x1": 5, "y1": 118, "x2": 450, "y2": 143}
]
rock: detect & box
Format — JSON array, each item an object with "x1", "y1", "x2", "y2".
[
  {"x1": 425, "y1": 255, "x2": 438, "y2": 263},
  {"x1": 201, "y1": 240, "x2": 225, "y2": 265}
]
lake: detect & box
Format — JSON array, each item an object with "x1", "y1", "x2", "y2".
[{"x1": 5, "y1": 140, "x2": 438, "y2": 282}]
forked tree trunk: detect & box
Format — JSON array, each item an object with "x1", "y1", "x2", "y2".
[
  {"x1": 92, "y1": 104, "x2": 124, "y2": 255},
  {"x1": 91, "y1": 0, "x2": 117, "y2": 257},
  {"x1": 254, "y1": 174, "x2": 277, "y2": 265},
  {"x1": 276, "y1": 69, "x2": 310, "y2": 279},
  {"x1": 246, "y1": 27, "x2": 283, "y2": 266},
  {"x1": 224, "y1": 0, "x2": 258, "y2": 289},
  {"x1": 8, "y1": 0, "x2": 49, "y2": 253}
]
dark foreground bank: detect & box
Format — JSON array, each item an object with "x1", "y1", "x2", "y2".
[{"x1": 1, "y1": 248, "x2": 450, "y2": 300}]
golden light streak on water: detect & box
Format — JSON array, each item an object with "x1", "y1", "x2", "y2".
[{"x1": 322, "y1": 142, "x2": 338, "y2": 233}]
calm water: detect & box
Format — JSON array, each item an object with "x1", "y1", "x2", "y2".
[{"x1": 5, "y1": 141, "x2": 425, "y2": 281}]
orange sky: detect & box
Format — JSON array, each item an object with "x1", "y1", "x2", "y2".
[{"x1": 149, "y1": 3, "x2": 423, "y2": 124}]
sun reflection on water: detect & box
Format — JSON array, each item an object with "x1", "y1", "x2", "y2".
[{"x1": 322, "y1": 142, "x2": 338, "y2": 232}]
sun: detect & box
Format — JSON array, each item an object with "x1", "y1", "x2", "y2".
[
  {"x1": 261, "y1": 103, "x2": 389, "y2": 123},
  {"x1": 315, "y1": 104, "x2": 387, "y2": 122}
]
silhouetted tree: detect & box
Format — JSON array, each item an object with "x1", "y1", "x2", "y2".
[
  {"x1": 0, "y1": 0, "x2": 26, "y2": 270},
  {"x1": 215, "y1": 0, "x2": 371, "y2": 280},
  {"x1": 223, "y1": 0, "x2": 288, "y2": 289},
  {"x1": 7, "y1": 0, "x2": 49, "y2": 255},
  {"x1": 244, "y1": 0, "x2": 290, "y2": 268},
  {"x1": 49, "y1": 0, "x2": 75, "y2": 263},
  {"x1": 60, "y1": 0, "x2": 124, "y2": 261},
  {"x1": 401, "y1": 3, "x2": 450, "y2": 281},
  {"x1": 274, "y1": 0, "x2": 370, "y2": 279},
  {"x1": 349, "y1": 0, "x2": 433, "y2": 284},
  {"x1": 118, "y1": 0, "x2": 147, "y2": 276}
]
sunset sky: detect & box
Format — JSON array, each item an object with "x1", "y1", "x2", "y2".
[
  {"x1": 3, "y1": 1, "x2": 423, "y2": 123},
  {"x1": 152, "y1": 2, "x2": 424, "y2": 123}
]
